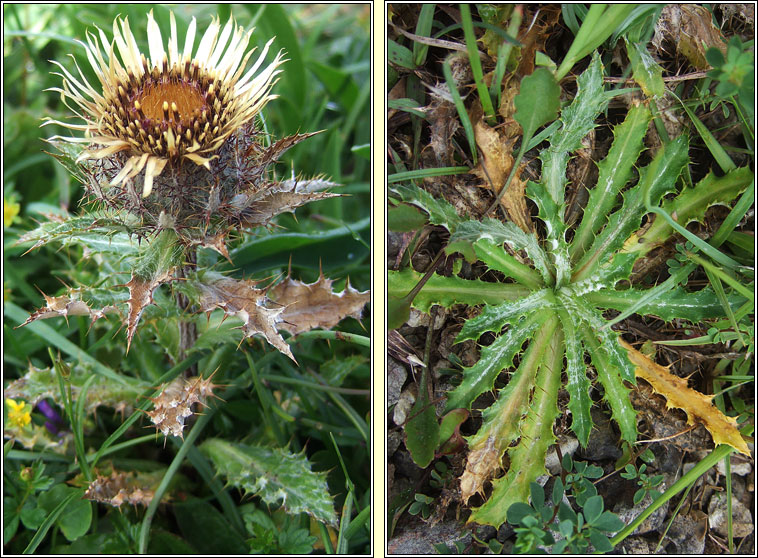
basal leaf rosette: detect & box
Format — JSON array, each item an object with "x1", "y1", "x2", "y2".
[{"x1": 389, "y1": 52, "x2": 751, "y2": 528}]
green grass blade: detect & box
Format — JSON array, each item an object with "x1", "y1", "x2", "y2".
[
  {"x1": 388, "y1": 38, "x2": 416, "y2": 70},
  {"x1": 556, "y1": 4, "x2": 636, "y2": 80},
  {"x1": 611, "y1": 444, "x2": 736, "y2": 547},
  {"x1": 23, "y1": 490, "x2": 81, "y2": 554},
  {"x1": 443, "y1": 56, "x2": 478, "y2": 165},
  {"x1": 687, "y1": 251, "x2": 753, "y2": 301},
  {"x1": 460, "y1": 4, "x2": 495, "y2": 120},
  {"x1": 703, "y1": 268, "x2": 746, "y2": 346},
  {"x1": 5, "y1": 302, "x2": 135, "y2": 386},
  {"x1": 412, "y1": 4, "x2": 436, "y2": 67},
  {"x1": 388, "y1": 166, "x2": 470, "y2": 184},
  {"x1": 138, "y1": 409, "x2": 215, "y2": 553},
  {"x1": 673, "y1": 91, "x2": 736, "y2": 173}
]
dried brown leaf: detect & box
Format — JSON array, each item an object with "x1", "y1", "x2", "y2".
[
  {"x1": 193, "y1": 232, "x2": 232, "y2": 264},
  {"x1": 425, "y1": 96, "x2": 460, "y2": 166},
  {"x1": 459, "y1": 434, "x2": 500, "y2": 504},
  {"x1": 470, "y1": 112, "x2": 532, "y2": 232},
  {"x1": 125, "y1": 269, "x2": 175, "y2": 353},
  {"x1": 146, "y1": 375, "x2": 220, "y2": 439},
  {"x1": 621, "y1": 339, "x2": 750, "y2": 456},
  {"x1": 230, "y1": 178, "x2": 341, "y2": 229},
  {"x1": 197, "y1": 276, "x2": 295, "y2": 361},
  {"x1": 245, "y1": 132, "x2": 324, "y2": 178},
  {"x1": 17, "y1": 291, "x2": 120, "y2": 328},
  {"x1": 514, "y1": 5, "x2": 562, "y2": 77},
  {"x1": 84, "y1": 470, "x2": 157, "y2": 508},
  {"x1": 268, "y1": 273, "x2": 370, "y2": 335},
  {"x1": 653, "y1": 5, "x2": 727, "y2": 69}
]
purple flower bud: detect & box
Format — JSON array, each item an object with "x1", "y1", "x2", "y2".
[{"x1": 37, "y1": 400, "x2": 64, "y2": 435}]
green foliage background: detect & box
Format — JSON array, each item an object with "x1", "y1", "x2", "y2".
[{"x1": 3, "y1": 3, "x2": 371, "y2": 554}]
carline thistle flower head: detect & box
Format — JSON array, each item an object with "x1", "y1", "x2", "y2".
[
  {"x1": 43, "y1": 10, "x2": 338, "y2": 248},
  {"x1": 46, "y1": 10, "x2": 283, "y2": 198}
]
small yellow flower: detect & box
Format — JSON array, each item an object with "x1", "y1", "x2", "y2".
[
  {"x1": 5, "y1": 399, "x2": 32, "y2": 428},
  {"x1": 4, "y1": 198, "x2": 20, "y2": 228}
]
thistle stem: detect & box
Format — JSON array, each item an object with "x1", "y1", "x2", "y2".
[{"x1": 177, "y1": 249, "x2": 197, "y2": 375}]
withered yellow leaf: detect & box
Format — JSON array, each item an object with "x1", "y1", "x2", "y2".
[
  {"x1": 620, "y1": 339, "x2": 750, "y2": 456},
  {"x1": 471, "y1": 114, "x2": 532, "y2": 232}
]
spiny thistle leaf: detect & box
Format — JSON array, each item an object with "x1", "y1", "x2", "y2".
[
  {"x1": 3, "y1": 362, "x2": 141, "y2": 418},
  {"x1": 626, "y1": 166, "x2": 754, "y2": 256},
  {"x1": 125, "y1": 229, "x2": 183, "y2": 351},
  {"x1": 146, "y1": 375, "x2": 220, "y2": 439},
  {"x1": 557, "y1": 308, "x2": 592, "y2": 447},
  {"x1": 191, "y1": 271, "x2": 369, "y2": 361},
  {"x1": 125, "y1": 270, "x2": 176, "y2": 353},
  {"x1": 585, "y1": 286, "x2": 746, "y2": 322},
  {"x1": 459, "y1": 316, "x2": 560, "y2": 503},
  {"x1": 230, "y1": 178, "x2": 341, "y2": 229},
  {"x1": 267, "y1": 273, "x2": 370, "y2": 335},
  {"x1": 566, "y1": 295, "x2": 637, "y2": 385},
  {"x1": 457, "y1": 288, "x2": 556, "y2": 342},
  {"x1": 571, "y1": 103, "x2": 651, "y2": 261},
  {"x1": 84, "y1": 470, "x2": 162, "y2": 508},
  {"x1": 464, "y1": 238, "x2": 544, "y2": 288},
  {"x1": 580, "y1": 323, "x2": 638, "y2": 444},
  {"x1": 621, "y1": 339, "x2": 750, "y2": 455},
  {"x1": 469, "y1": 325, "x2": 564, "y2": 526},
  {"x1": 388, "y1": 268, "x2": 529, "y2": 311},
  {"x1": 17, "y1": 213, "x2": 137, "y2": 254},
  {"x1": 200, "y1": 438, "x2": 337, "y2": 526},
  {"x1": 451, "y1": 219, "x2": 553, "y2": 285},
  {"x1": 18, "y1": 291, "x2": 121, "y2": 328},
  {"x1": 527, "y1": 181, "x2": 571, "y2": 288},
  {"x1": 195, "y1": 276, "x2": 293, "y2": 361},
  {"x1": 573, "y1": 134, "x2": 689, "y2": 282},
  {"x1": 626, "y1": 39, "x2": 665, "y2": 99},
  {"x1": 390, "y1": 182, "x2": 462, "y2": 232},
  {"x1": 540, "y1": 52, "x2": 607, "y2": 206},
  {"x1": 446, "y1": 312, "x2": 547, "y2": 411}
]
